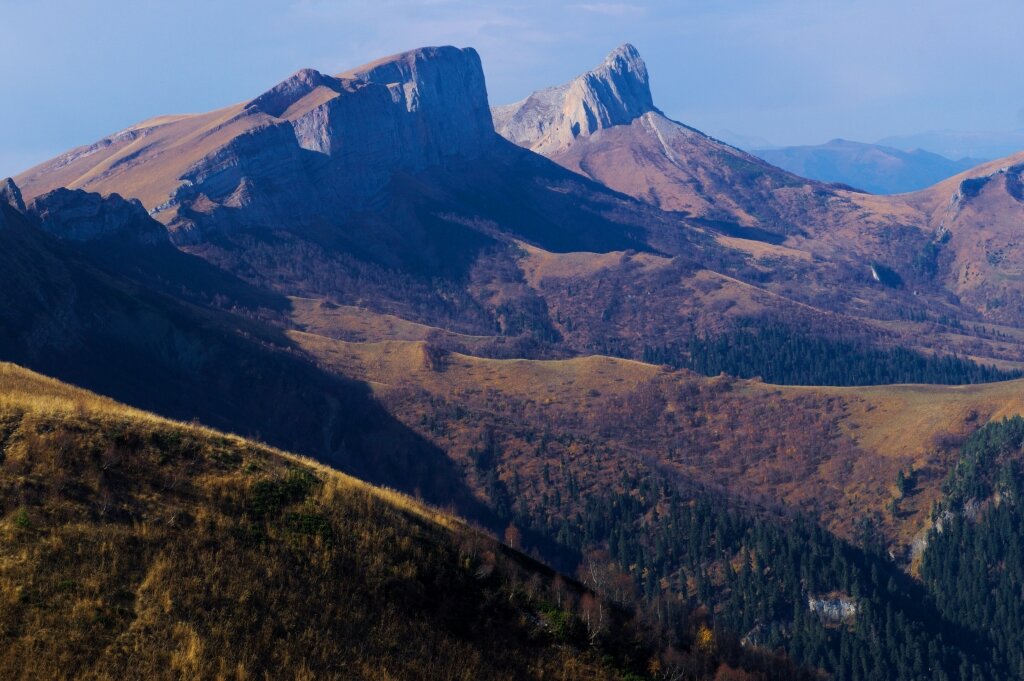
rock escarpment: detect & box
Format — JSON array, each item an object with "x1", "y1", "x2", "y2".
[
  {"x1": 165, "y1": 46, "x2": 496, "y2": 241},
  {"x1": 492, "y1": 43, "x2": 656, "y2": 154},
  {"x1": 0, "y1": 177, "x2": 25, "y2": 229}
]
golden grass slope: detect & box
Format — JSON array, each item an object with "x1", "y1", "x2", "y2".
[
  {"x1": 0, "y1": 362, "x2": 648, "y2": 681},
  {"x1": 13, "y1": 105, "x2": 258, "y2": 211}
]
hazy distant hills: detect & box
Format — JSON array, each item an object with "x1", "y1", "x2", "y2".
[
  {"x1": 752, "y1": 139, "x2": 983, "y2": 194},
  {"x1": 879, "y1": 128, "x2": 1024, "y2": 162}
]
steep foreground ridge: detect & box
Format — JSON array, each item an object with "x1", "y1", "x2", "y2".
[{"x1": 0, "y1": 363, "x2": 665, "y2": 680}]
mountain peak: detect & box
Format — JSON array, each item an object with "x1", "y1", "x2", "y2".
[
  {"x1": 245, "y1": 68, "x2": 331, "y2": 117},
  {"x1": 492, "y1": 42, "x2": 657, "y2": 154},
  {"x1": 605, "y1": 42, "x2": 644, "y2": 71}
]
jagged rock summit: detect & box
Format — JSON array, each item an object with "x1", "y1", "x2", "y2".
[
  {"x1": 492, "y1": 43, "x2": 657, "y2": 154},
  {"x1": 492, "y1": 43, "x2": 833, "y2": 227}
]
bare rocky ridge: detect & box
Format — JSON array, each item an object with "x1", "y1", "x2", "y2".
[
  {"x1": 15, "y1": 46, "x2": 496, "y2": 242},
  {"x1": 0, "y1": 177, "x2": 24, "y2": 230},
  {"x1": 164, "y1": 45, "x2": 497, "y2": 242},
  {"x1": 492, "y1": 43, "x2": 656, "y2": 154}
]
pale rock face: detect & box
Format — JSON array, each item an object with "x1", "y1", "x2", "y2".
[
  {"x1": 807, "y1": 595, "x2": 858, "y2": 622},
  {"x1": 340, "y1": 46, "x2": 495, "y2": 160},
  {"x1": 167, "y1": 45, "x2": 496, "y2": 241},
  {"x1": 29, "y1": 188, "x2": 168, "y2": 245},
  {"x1": 492, "y1": 44, "x2": 656, "y2": 154}
]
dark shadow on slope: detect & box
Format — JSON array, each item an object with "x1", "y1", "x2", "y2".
[
  {"x1": 0, "y1": 202, "x2": 490, "y2": 522},
  {"x1": 689, "y1": 217, "x2": 789, "y2": 245}
]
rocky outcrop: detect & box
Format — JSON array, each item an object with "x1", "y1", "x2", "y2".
[
  {"x1": 807, "y1": 594, "x2": 858, "y2": 623},
  {"x1": 28, "y1": 188, "x2": 168, "y2": 245},
  {"x1": 1, "y1": 178, "x2": 25, "y2": 212},
  {"x1": 243, "y1": 46, "x2": 494, "y2": 163},
  {"x1": 492, "y1": 44, "x2": 656, "y2": 154},
  {"x1": 339, "y1": 45, "x2": 495, "y2": 161},
  {"x1": 0, "y1": 178, "x2": 22, "y2": 230}
]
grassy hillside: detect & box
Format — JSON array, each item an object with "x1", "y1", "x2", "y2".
[{"x1": 0, "y1": 363, "x2": 672, "y2": 680}]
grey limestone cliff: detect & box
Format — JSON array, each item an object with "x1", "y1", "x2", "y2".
[{"x1": 492, "y1": 44, "x2": 656, "y2": 154}]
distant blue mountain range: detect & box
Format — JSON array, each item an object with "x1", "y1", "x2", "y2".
[{"x1": 750, "y1": 138, "x2": 984, "y2": 194}]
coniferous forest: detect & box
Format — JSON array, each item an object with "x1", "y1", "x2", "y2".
[
  {"x1": 644, "y1": 323, "x2": 1021, "y2": 386},
  {"x1": 525, "y1": 477, "x2": 995, "y2": 681},
  {"x1": 921, "y1": 417, "x2": 1024, "y2": 679}
]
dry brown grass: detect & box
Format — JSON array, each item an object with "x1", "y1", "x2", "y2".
[
  {"x1": 713, "y1": 236, "x2": 812, "y2": 261},
  {"x1": 288, "y1": 296, "x2": 493, "y2": 347},
  {"x1": 0, "y1": 362, "x2": 643, "y2": 680},
  {"x1": 14, "y1": 103, "x2": 259, "y2": 210}
]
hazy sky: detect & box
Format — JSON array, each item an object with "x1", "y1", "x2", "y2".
[{"x1": 3, "y1": 0, "x2": 1024, "y2": 177}]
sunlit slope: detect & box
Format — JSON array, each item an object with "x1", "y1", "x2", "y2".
[{"x1": 0, "y1": 363, "x2": 645, "y2": 681}]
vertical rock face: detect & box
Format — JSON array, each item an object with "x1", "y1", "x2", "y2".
[
  {"x1": 166, "y1": 45, "x2": 497, "y2": 240},
  {"x1": 242, "y1": 46, "x2": 494, "y2": 165},
  {"x1": 340, "y1": 46, "x2": 495, "y2": 162},
  {"x1": 492, "y1": 43, "x2": 657, "y2": 154},
  {"x1": 28, "y1": 188, "x2": 168, "y2": 245}
]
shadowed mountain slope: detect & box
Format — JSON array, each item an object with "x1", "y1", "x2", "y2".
[{"x1": 0, "y1": 187, "x2": 483, "y2": 513}]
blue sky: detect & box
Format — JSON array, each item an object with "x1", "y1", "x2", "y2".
[{"x1": 2, "y1": 0, "x2": 1023, "y2": 177}]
